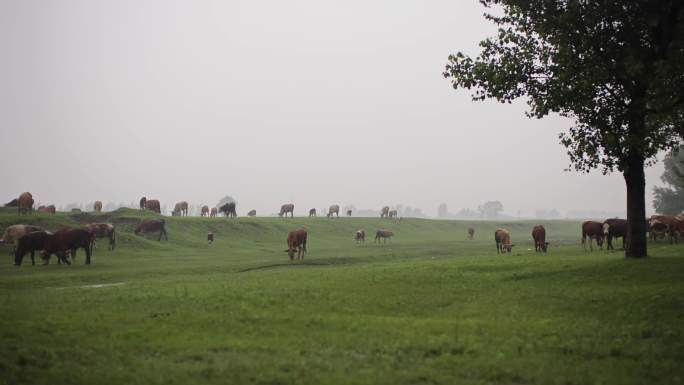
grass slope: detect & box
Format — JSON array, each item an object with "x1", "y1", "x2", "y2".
[{"x1": 0, "y1": 209, "x2": 682, "y2": 385}]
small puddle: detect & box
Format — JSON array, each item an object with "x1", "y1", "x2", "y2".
[{"x1": 56, "y1": 282, "x2": 126, "y2": 290}]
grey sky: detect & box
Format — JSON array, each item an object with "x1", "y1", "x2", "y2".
[{"x1": 0, "y1": 0, "x2": 666, "y2": 217}]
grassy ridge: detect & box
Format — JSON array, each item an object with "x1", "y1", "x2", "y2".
[{"x1": 0, "y1": 209, "x2": 683, "y2": 385}]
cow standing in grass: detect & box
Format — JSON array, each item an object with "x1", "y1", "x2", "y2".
[
  {"x1": 495, "y1": 229, "x2": 514, "y2": 254},
  {"x1": 374, "y1": 229, "x2": 394, "y2": 244},
  {"x1": 247, "y1": 209, "x2": 256, "y2": 217},
  {"x1": 85, "y1": 223, "x2": 116, "y2": 251},
  {"x1": 327, "y1": 205, "x2": 340, "y2": 218},
  {"x1": 531, "y1": 225, "x2": 548, "y2": 252},
  {"x1": 17, "y1": 192, "x2": 34, "y2": 215},
  {"x1": 603, "y1": 218, "x2": 627, "y2": 250},
  {"x1": 1, "y1": 224, "x2": 45, "y2": 255},
  {"x1": 388, "y1": 210, "x2": 398, "y2": 219},
  {"x1": 279, "y1": 203, "x2": 294, "y2": 218},
  {"x1": 14, "y1": 231, "x2": 52, "y2": 266},
  {"x1": 346, "y1": 210, "x2": 352, "y2": 217},
  {"x1": 210, "y1": 207, "x2": 218, "y2": 217},
  {"x1": 134, "y1": 219, "x2": 168, "y2": 241},
  {"x1": 201, "y1": 205, "x2": 210, "y2": 217},
  {"x1": 467, "y1": 227, "x2": 475, "y2": 240},
  {"x1": 285, "y1": 229, "x2": 307, "y2": 260},
  {"x1": 145, "y1": 199, "x2": 161, "y2": 214},
  {"x1": 140, "y1": 197, "x2": 147, "y2": 210},
  {"x1": 219, "y1": 202, "x2": 237, "y2": 218},
  {"x1": 309, "y1": 208, "x2": 316, "y2": 217},
  {"x1": 581, "y1": 221, "x2": 605, "y2": 251},
  {"x1": 42, "y1": 228, "x2": 94, "y2": 265},
  {"x1": 355, "y1": 230, "x2": 365, "y2": 244},
  {"x1": 649, "y1": 215, "x2": 682, "y2": 244},
  {"x1": 93, "y1": 201, "x2": 102, "y2": 212},
  {"x1": 380, "y1": 206, "x2": 390, "y2": 218},
  {"x1": 173, "y1": 201, "x2": 189, "y2": 216}
]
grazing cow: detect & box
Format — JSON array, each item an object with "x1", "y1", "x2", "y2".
[
  {"x1": 603, "y1": 218, "x2": 627, "y2": 250},
  {"x1": 581, "y1": 221, "x2": 605, "y2": 251},
  {"x1": 309, "y1": 208, "x2": 316, "y2": 217},
  {"x1": 140, "y1": 196, "x2": 147, "y2": 210},
  {"x1": 649, "y1": 218, "x2": 669, "y2": 242},
  {"x1": 374, "y1": 229, "x2": 394, "y2": 244},
  {"x1": 37, "y1": 205, "x2": 55, "y2": 214},
  {"x1": 17, "y1": 192, "x2": 34, "y2": 215},
  {"x1": 388, "y1": 210, "x2": 398, "y2": 219},
  {"x1": 1, "y1": 225, "x2": 45, "y2": 255},
  {"x1": 219, "y1": 202, "x2": 237, "y2": 218},
  {"x1": 85, "y1": 223, "x2": 116, "y2": 251},
  {"x1": 347, "y1": 210, "x2": 352, "y2": 217},
  {"x1": 14, "y1": 231, "x2": 52, "y2": 266},
  {"x1": 247, "y1": 209, "x2": 257, "y2": 217},
  {"x1": 201, "y1": 205, "x2": 210, "y2": 217},
  {"x1": 354, "y1": 230, "x2": 365, "y2": 244},
  {"x1": 93, "y1": 201, "x2": 103, "y2": 212},
  {"x1": 285, "y1": 229, "x2": 307, "y2": 260},
  {"x1": 467, "y1": 227, "x2": 475, "y2": 240},
  {"x1": 495, "y1": 229, "x2": 514, "y2": 254},
  {"x1": 145, "y1": 199, "x2": 161, "y2": 214},
  {"x1": 134, "y1": 219, "x2": 168, "y2": 241},
  {"x1": 279, "y1": 203, "x2": 294, "y2": 218},
  {"x1": 649, "y1": 215, "x2": 682, "y2": 243},
  {"x1": 210, "y1": 207, "x2": 218, "y2": 217},
  {"x1": 380, "y1": 206, "x2": 390, "y2": 218},
  {"x1": 531, "y1": 225, "x2": 548, "y2": 252},
  {"x1": 327, "y1": 205, "x2": 340, "y2": 218},
  {"x1": 173, "y1": 201, "x2": 189, "y2": 216},
  {"x1": 42, "y1": 228, "x2": 95, "y2": 265}
]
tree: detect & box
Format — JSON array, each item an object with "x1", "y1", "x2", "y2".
[
  {"x1": 478, "y1": 201, "x2": 504, "y2": 218},
  {"x1": 444, "y1": 1, "x2": 684, "y2": 258},
  {"x1": 653, "y1": 146, "x2": 684, "y2": 214}
]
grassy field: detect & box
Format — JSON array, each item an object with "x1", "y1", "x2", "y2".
[{"x1": 0, "y1": 208, "x2": 683, "y2": 385}]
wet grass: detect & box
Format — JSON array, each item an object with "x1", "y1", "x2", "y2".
[{"x1": 0, "y1": 208, "x2": 682, "y2": 385}]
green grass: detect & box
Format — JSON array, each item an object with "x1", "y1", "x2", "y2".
[{"x1": 0, "y1": 208, "x2": 683, "y2": 385}]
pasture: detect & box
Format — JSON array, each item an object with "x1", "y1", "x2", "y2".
[{"x1": 1, "y1": 208, "x2": 683, "y2": 385}]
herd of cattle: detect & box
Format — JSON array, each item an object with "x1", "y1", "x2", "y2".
[{"x1": 2, "y1": 192, "x2": 684, "y2": 265}]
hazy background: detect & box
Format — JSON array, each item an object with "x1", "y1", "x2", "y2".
[{"x1": 0, "y1": 0, "x2": 666, "y2": 217}]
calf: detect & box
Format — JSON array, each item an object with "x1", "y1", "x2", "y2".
[
  {"x1": 582, "y1": 221, "x2": 604, "y2": 251},
  {"x1": 134, "y1": 219, "x2": 168, "y2": 241},
  {"x1": 495, "y1": 228, "x2": 514, "y2": 254},
  {"x1": 346, "y1": 210, "x2": 352, "y2": 217},
  {"x1": 374, "y1": 229, "x2": 394, "y2": 244},
  {"x1": 93, "y1": 201, "x2": 103, "y2": 212},
  {"x1": 285, "y1": 229, "x2": 307, "y2": 260},
  {"x1": 85, "y1": 223, "x2": 116, "y2": 251},
  {"x1": 531, "y1": 225, "x2": 548, "y2": 252},
  {"x1": 467, "y1": 227, "x2": 475, "y2": 240},
  {"x1": 380, "y1": 206, "x2": 390, "y2": 218},
  {"x1": 247, "y1": 209, "x2": 257, "y2": 217},
  {"x1": 14, "y1": 231, "x2": 52, "y2": 266},
  {"x1": 388, "y1": 210, "x2": 398, "y2": 219},
  {"x1": 42, "y1": 228, "x2": 94, "y2": 265},
  {"x1": 603, "y1": 218, "x2": 627, "y2": 250},
  {"x1": 354, "y1": 230, "x2": 365, "y2": 244}
]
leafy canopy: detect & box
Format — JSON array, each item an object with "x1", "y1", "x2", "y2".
[
  {"x1": 444, "y1": 0, "x2": 684, "y2": 173},
  {"x1": 653, "y1": 145, "x2": 684, "y2": 214}
]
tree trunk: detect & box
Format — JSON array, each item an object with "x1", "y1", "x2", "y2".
[{"x1": 624, "y1": 155, "x2": 647, "y2": 258}]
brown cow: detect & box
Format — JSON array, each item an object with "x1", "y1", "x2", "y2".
[
  {"x1": 219, "y1": 202, "x2": 237, "y2": 218},
  {"x1": 285, "y1": 229, "x2": 307, "y2": 260},
  {"x1": 134, "y1": 219, "x2": 168, "y2": 241},
  {"x1": 375, "y1": 229, "x2": 394, "y2": 244},
  {"x1": 495, "y1": 228, "x2": 514, "y2": 254},
  {"x1": 145, "y1": 199, "x2": 161, "y2": 213},
  {"x1": 14, "y1": 231, "x2": 52, "y2": 266},
  {"x1": 200, "y1": 205, "x2": 210, "y2": 217},
  {"x1": 139, "y1": 196, "x2": 147, "y2": 210},
  {"x1": 247, "y1": 209, "x2": 257, "y2": 217},
  {"x1": 581, "y1": 221, "x2": 605, "y2": 251},
  {"x1": 603, "y1": 218, "x2": 627, "y2": 250},
  {"x1": 380, "y1": 206, "x2": 390, "y2": 218},
  {"x1": 93, "y1": 201, "x2": 103, "y2": 212},
  {"x1": 309, "y1": 208, "x2": 316, "y2": 217},
  {"x1": 42, "y1": 228, "x2": 95, "y2": 265},
  {"x1": 210, "y1": 207, "x2": 218, "y2": 217},
  {"x1": 531, "y1": 225, "x2": 548, "y2": 252},
  {"x1": 354, "y1": 229, "x2": 365, "y2": 244},
  {"x1": 649, "y1": 219, "x2": 669, "y2": 242},
  {"x1": 38, "y1": 205, "x2": 56, "y2": 214},
  {"x1": 649, "y1": 215, "x2": 682, "y2": 243},
  {"x1": 279, "y1": 203, "x2": 294, "y2": 218},
  {"x1": 388, "y1": 210, "x2": 398, "y2": 219},
  {"x1": 17, "y1": 192, "x2": 34, "y2": 215},
  {"x1": 172, "y1": 201, "x2": 189, "y2": 216},
  {"x1": 467, "y1": 227, "x2": 475, "y2": 240},
  {"x1": 346, "y1": 210, "x2": 352, "y2": 217},
  {"x1": 1, "y1": 224, "x2": 45, "y2": 255},
  {"x1": 327, "y1": 205, "x2": 340, "y2": 218},
  {"x1": 85, "y1": 223, "x2": 116, "y2": 251}
]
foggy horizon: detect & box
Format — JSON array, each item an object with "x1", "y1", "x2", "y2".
[{"x1": 0, "y1": 0, "x2": 667, "y2": 218}]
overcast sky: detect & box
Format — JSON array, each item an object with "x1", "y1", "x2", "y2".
[{"x1": 0, "y1": 0, "x2": 667, "y2": 217}]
